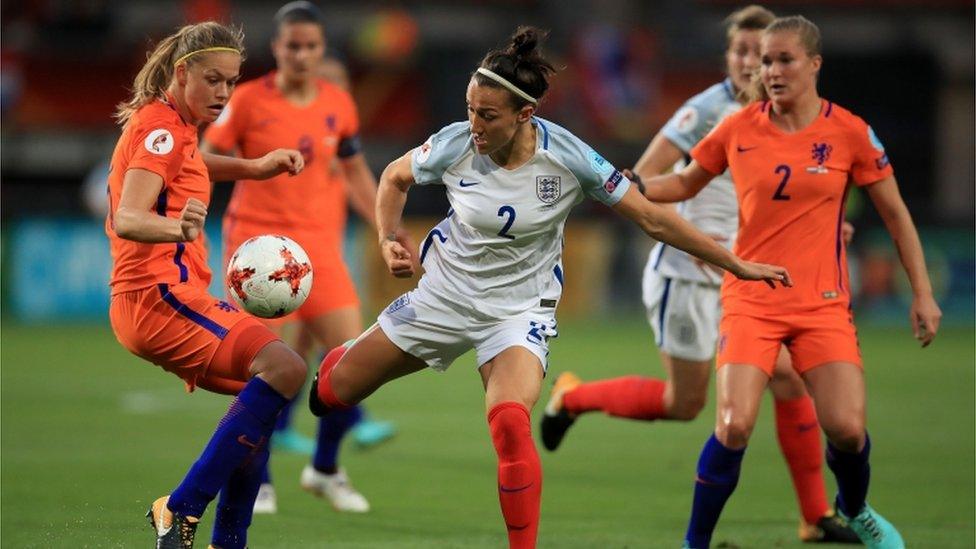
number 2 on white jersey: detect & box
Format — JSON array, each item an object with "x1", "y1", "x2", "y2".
[{"x1": 497, "y1": 205, "x2": 517, "y2": 240}]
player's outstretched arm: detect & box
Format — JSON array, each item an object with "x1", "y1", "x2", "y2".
[
  {"x1": 638, "y1": 160, "x2": 715, "y2": 203},
  {"x1": 114, "y1": 168, "x2": 205, "y2": 243},
  {"x1": 376, "y1": 152, "x2": 416, "y2": 278},
  {"x1": 201, "y1": 149, "x2": 305, "y2": 181},
  {"x1": 865, "y1": 175, "x2": 942, "y2": 346},
  {"x1": 613, "y1": 184, "x2": 791, "y2": 288}
]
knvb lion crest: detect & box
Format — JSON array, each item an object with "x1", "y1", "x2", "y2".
[
  {"x1": 811, "y1": 142, "x2": 832, "y2": 165},
  {"x1": 536, "y1": 175, "x2": 561, "y2": 204}
]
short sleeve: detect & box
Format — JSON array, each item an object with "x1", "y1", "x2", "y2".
[
  {"x1": 410, "y1": 122, "x2": 471, "y2": 186},
  {"x1": 202, "y1": 91, "x2": 246, "y2": 153},
  {"x1": 127, "y1": 120, "x2": 186, "y2": 184},
  {"x1": 850, "y1": 122, "x2": 894, "y2": 186},
  {"x1": 337, "y1": 91, "x2": 362, "y2": 159},
  {"x1": 547, "y1": 127, "x2": 630, "y2": 206},
  {"x1": 661, "y1": 101, "x2": 711, "y2": 153},
  {"x1": 690, "y1": 116, "x2": 733, "y2": 175}
]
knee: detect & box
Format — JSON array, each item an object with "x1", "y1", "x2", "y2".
[
  {"x1": 715, "y1": 412, "x2": 755, "y2": 449},
  {"x1": 275, "y1": 351, "x2": 308, "y2": 394},
  {"x1": 823, "y1": 418, "x2": 865, "y2": 452},
  {"x1": 668, "y1": 394, "x2": 707, "y2": 421},
  {"x1": 253, "y1": 343, "x2": 307, "y2": 396}
]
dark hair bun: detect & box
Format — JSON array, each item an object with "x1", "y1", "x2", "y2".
[
  {"x1": 508, "y1": 26, "x2": 542, "y2": 59},
  {"x1": 475, "y1": 25, "x2": 556, "y2": 107}
]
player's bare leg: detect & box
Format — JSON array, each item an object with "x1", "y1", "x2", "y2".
[
  {"x1": 803, "y1": 362, "x2": 902, "y2": 547},
  {"x1": 480, "y1": 347, "x2": 545, "y2": 549},
  {"x1": 683, "y1": 364, "x2": 767, "y2": 548},
  {"x1": 661, "y1": 354, "x2": 712, "y2": 420},
  {"x1": 310, "y1": 324, "x2": 427, "y2": 413}
]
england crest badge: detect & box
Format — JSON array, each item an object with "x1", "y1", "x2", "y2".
[{"x1": 536, "y1": 175, "x2": 561, "y2": 204}]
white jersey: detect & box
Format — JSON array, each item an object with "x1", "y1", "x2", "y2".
[
  {"x1": 648, "y1": 79, "x2": 741, "y2": 286},
  {"x1": 410, "y1": 117, "x2": 630, "y2": 318}
]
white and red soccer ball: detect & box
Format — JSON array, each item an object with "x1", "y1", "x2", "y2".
[{"x1": 226, "y1": 235, "x2": 313, "y2": 319}]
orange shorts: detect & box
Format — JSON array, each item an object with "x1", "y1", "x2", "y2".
[
  {"x1": 223, "y1": 224, "x2": 359, "y2": 325},
  {"x1": 716, "y1": 306, "x2": 862, "y2": 376},
  {"x1": 110, "y1": 283, "x2": 279, "y2": 393}
]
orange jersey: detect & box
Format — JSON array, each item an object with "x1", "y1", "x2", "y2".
[
  {"x1": 203, "y1": 72, "x2": 361, "y2": 241},
  {"x1": 106, "y1": 99, "x2": 212, "y2": 294},
  {"x1": 692, "y1": 100, "x2": 894, "y2": 315}
]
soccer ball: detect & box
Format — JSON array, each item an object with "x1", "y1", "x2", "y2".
[{"x1": 226, "y1": 235, "x2": 313, "y2": 318}]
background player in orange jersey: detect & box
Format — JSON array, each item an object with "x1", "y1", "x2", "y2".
[
  {"x1": 202, "y1": 1, "x2": 411, "y2": 514},
  {"x1": 637, "y1": 15, "x2": 941, "y2": 549},
  {"x1": 540, "y1": 6, "x2": 857, "y2": 543},
  {"x1": 107, "y1": 22, "x2": 311, "y2": 548}
]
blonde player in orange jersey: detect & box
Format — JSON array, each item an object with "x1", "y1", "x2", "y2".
[
  {"x1": 540, "y1": 6, "x2": 857, "y2": 544},
  {"x1": 107, "y1": 22, "x2": 311, "y2": 548},
  {"x1": 202, "y1": 1, "x2": 411, "y2": 514},
  {"x1": 637, "y1": 15, "x2": 940, "y2": 549}
]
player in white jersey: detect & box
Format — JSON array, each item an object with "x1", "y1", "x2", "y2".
[
  {"x1": 539, "y1": 6, "x2": 859, "y2": 544},
  {"x1": 308, "y1": 26, "x2": 789, "y2": 549}
]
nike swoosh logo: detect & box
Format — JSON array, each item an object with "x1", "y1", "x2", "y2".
[
  {"x1": 736, "y1": 145, "x2": 758, "y2": 152},
  {"x1": 499, "y1": 482, "x2": 534, "y2": 493},
  {"x1": 798, "y1": 422, "x2": 819, "y2": 432},
  {"x1": 459, "y1": 179, "x2": 479, "y2": 187},
  {"x1": 237, "y1": 434, "x2": 264, "y2": 449}
]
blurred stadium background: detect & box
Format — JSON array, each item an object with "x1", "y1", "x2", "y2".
[{"x1": 1, "y1": 1, "x2": 973, "y2": 547}]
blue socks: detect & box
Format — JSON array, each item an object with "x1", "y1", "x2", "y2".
[
  {"x1": 274, "y1": 395, "x2": 298, "y2": 432},
  {"x1": 168, "y1": 377, "x2": 289, "y2": 519},
  {"x1": 211, "y1": 444, "x2": 269, "y2": 549},
  {"x1": 685, "y1": 434, "x2": 746, "y2": 549},
  {"x1": 313, "y1": 405, "x2": 363, "y2": 473},
  {"x1": 826, "y1": 433, "x2": 871, "y2": 517}
]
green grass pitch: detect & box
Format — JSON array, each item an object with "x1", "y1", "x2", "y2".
[{"x1": 2, "y1": 320, "x2": 973, "y2": 548}]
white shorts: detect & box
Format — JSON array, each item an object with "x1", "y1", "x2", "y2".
[
  {"x1": 642, "y1": 268, "x2": 721, "y2": 363},
  {"x1": 377, "y1": 286, "x2": 558, "y2": 373}
]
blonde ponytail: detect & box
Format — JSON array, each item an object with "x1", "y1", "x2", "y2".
[{"x1": 115, "y1": 22, "x2": 245, "y2": 125}]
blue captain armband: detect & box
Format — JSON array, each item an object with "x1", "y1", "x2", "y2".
[{"x1": 337, "y1": 135, "x2": 362, "y2": 158}]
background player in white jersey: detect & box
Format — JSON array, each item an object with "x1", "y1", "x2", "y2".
[
  {"x1": 539, "y1": 6, "x2": 858, "y2": 544},
  {"x1": 308, "y1": 26, "x2": 789, "y2": 549}
]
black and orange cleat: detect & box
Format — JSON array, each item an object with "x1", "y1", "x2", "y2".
[
  {"x1": 539, "y1": 372, "x2": 582, "y2": 451},
  {"x1": 147, "y1": 495, "x2": 199, "y2": 549},
  {"x1": 799, "y1": 511, "x2": 863, "y2": 544}
]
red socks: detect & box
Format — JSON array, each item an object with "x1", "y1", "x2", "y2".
[
  {"x1": 315, "y1": 345, "x2": 353, "y2": 411},
  {"x1": 563, "y1": 376, "x2": 667, "y2": 420},
  {"x1": 488, "y1": 402, "x2": 542, "y2": 549},
  {"x1": 775, "y1": 395, "x2": 830, "y2": 524}
]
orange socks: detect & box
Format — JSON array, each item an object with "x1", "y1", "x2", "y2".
[
  {"x1": 488, "y1": 402, "x2": 541, "y2": 549},
  {"x1": 775, "y1": 395, "x2": 830, "y2": 524},
  {"x1": 562, "y1": 376, "x2": 667, "y2": 420}
]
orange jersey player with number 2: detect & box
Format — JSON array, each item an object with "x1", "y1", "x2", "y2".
[{"x1": 639, "y1": 15, "x2": 941, "y2": 549}]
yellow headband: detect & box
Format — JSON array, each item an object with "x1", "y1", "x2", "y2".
[{"x1": 173, "y1": 47, "x2": 240, "y2": 67}]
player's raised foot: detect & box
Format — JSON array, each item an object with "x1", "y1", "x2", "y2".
[
  {"x1": 300, "y1": 465, "x2": 370, "y2": 513},
  {"x1": 352, "y1": 419, "x2": 397, "y2": 449},
  {"x1": 252, "y1": 483, "x2": 277, "y2": 514},
  {"x1": 146, "y1": 495, "x2": 199, "y2": 549},
  {"x1": 271, "y1": 427, "x2": 315, "y2": 455},
  {"x1": 540, "y1": 371, "x2": 582, "y2": 451},
  {"x1": 308, "y1": 373, "x2": 329, "y2": 417},
  {"x1": 799, "y1": 511, "x2": 862, "y2": 544},
  {"x1": 838, "y1": 504, "x2": 904, "y2": 549}
]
